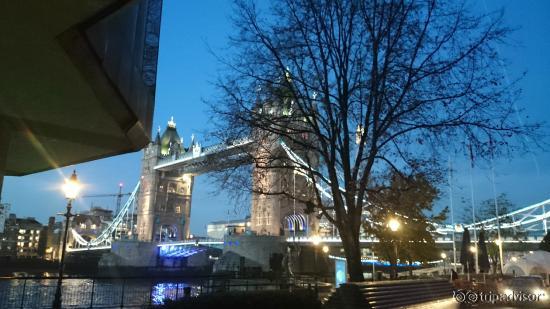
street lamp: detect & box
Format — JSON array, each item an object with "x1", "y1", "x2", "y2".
[
  {"x1": 310, "y1": 235, "x2": 321, "y2": 276},
  {"x1": 388, "y1": 218, "x2": 400, "y2": 279},
  {"x1": 495, "y1": 238, "x2": 504, "y2": 274},
  {"x1": 53, "y1": 170, "x2": 80, "y2": 309},
  {"x1": 322, "y1": 245, "x2": 329, "y2": 254},
  {"x1": 311, "y1": 235, "x2": 321, "y2": 246},
  {"x1": 441, "y1": 252, "x2": 447, "y2": 275},
  {"x1": 388, "y1": 218, "x2": 400, "y2": 232}
]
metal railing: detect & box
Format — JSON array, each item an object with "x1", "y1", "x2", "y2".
[{"x1": 0, "y1": 274, "x2": 316, "y2": 308}]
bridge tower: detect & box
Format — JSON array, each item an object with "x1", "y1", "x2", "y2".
[
  {"x1": 136, "y1": 117, "x2": 194, "y2": 242},
  {"x1": 250, "y1": 83, "x2": 319, "y2": 237}
]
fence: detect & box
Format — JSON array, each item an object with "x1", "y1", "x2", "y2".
[{"x1": 0, "y1": 275, "x2": 316, "y2": 308}]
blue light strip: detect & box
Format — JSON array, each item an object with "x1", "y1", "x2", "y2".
[{"x1": 159, "y1": 245, "x2": 206, "y2": 258}]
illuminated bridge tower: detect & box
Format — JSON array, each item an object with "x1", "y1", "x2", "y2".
[
  {"x1": 250, "y1": 86, "x2": 319, "y2": 237},
  {"x1": 136, "y1": 117, "x2": 194, "y2": 242}
]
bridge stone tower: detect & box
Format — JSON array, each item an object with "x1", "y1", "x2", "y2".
[
  {"x1": 136, "y1": 118, "x2": 194, "y2": 242},
  {"x1": 249, "y1": 88, "x2": 319, "y2": 237},
  {"x1": 251, "y1": 160, "x2": 318, "y2": 237}
]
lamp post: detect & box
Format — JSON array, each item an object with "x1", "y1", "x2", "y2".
[
  {"x1": 311, "y1": 235, "x2": 320, "y2": 276},
  {"x1": 441, "y1": 252, "x2": 447, "y2": 275},
  {"x1": 468, "y1": 246, "x2": 477, "y2": 282},
  {"x1": 388, "y1": 218, "x2": 400, "y2": 279},
  {"x1": 495, "y1": 238, "x2": 503, "y2": 275},
  {"x1": 53, "y1": 170, "x2": 80, "y2": 309}
]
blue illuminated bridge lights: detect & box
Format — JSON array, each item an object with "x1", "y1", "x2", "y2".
[{"x1": 159, "y1": 245, "x2": 206, "y2": 258}]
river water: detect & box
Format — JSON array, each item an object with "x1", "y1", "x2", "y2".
[
  {"x1": 0, "y1": 277, "x2": 283, "y2": 308},
  {"x1": 0, "y1": 278, "x2": 204, "y2": 308}
]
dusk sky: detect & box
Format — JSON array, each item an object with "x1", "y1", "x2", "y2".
[{"x1": 2, "y1": 0, "x2": 550, "y2": 235}]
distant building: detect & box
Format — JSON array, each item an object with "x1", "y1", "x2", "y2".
[
  {"x1": 0, "y1": 203, "x2": 10, "y2": 233},
  {"x1": 14, "y1": 217, "x2": 43, "y2": 258},
  {"x1": 207, "y1": 218, "x2": 250, "y2": 239},
  {"x1": 0, "y1": 214, "x2": 17, "y2": 257},
  {"x1": 42, "y1": 217, "x2": 62, "y2": 261},
  {"x1": 0, "y1": 214, "x2": 43, "y2": 259},
  {"x1": 85, "y1": 207, "x2": 114, "y2": 222}
]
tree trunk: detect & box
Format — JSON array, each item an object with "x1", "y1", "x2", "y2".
[{"x1": 340, "y1": 227, "x2": 364, "y2": 282}]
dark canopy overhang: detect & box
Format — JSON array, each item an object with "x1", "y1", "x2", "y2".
[{"x1": 0, "y1": 0, "x2": 162, "y2": 176}]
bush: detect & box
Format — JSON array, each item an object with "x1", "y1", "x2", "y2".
[{"x1": 162, "y1": 290, "x2": 322, "y2": 309}]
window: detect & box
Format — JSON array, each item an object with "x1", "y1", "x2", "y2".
[
  {"x1": 19, "y1": 229, "x2": 25, "y2": 234},
  {"x1": 175, "y1": 206, "x2": 181, "y2": 214}
]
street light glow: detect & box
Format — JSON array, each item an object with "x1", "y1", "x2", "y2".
[
  {"x1": 511, "y1": 256, "x2": 518, "y2": 262},
  {"x1": 469, "y1": 246, "x2": 476, "y2": 253},
  {"x1": 62, "y1": 170, "x2": 80, "y2": 200},
  {"x1": 322, "y1": 245, "x2": 329, "y2": 253},
  {"x1": 495, "y1": 238, "x2": 502, "y2": 246},
  {"x1": 441, "y1": 252, "x2": 447, "y2": 259},
  {"x1": 388, "y1": 218, "x2": 400, "y2": 232},
  {"x1": 311, "y1": 235, "x2": 321, "y2": 246}
]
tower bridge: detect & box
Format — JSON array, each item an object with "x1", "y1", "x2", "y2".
[{"x1": 68, "y1": 117, "x2": 550, "y2": 256}]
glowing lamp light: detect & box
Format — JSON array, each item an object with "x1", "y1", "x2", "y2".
[
  {"x1": 388, "y1": 218, "x2": 400, "y2": 232},
  {"x1": 469, "y1": 246, "x2": 477, "y2": 253},
  {"x1": 311, "y1": 235, "x2": 321, "y2": 246},
  {"x1": 322, "y1": 245, "x2": 329, "y2": 254},
  {"x1": 495, "y1": 239, "x2": 502, "y2": 246},
  {"x1": 441, "y1": 253, "x2": 447, "y2": 259},
  {"x1": 511, "y1": 256, "x2": 518, "y2": 262},
  {"x1": 62, "y1": 171, "x2": 80, "y2": 200}
]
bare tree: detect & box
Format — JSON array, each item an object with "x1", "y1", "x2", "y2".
[{"x1": 209, "y1": 0, "x2": 541, "y2": 281}]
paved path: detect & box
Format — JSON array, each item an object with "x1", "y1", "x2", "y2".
[
  {"x1": 406, "y1": 298, "x2": 459, "y2": 309},
  {"x1": 405, "y1": 298, "x2": 521, "y2": 309}
]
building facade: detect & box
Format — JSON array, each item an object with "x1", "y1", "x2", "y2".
[
  {"x1": 136, "y1": 118, "x2": 194, "y2": 242},
  {"x1": 0, "y1": 203, "x2": 10, "y2": 233},
  {"x1": 207, "y1": 218, "x2": 250, "y2": 239},
  {"x1": 0, "y1": 214, "x2": 43, "y2": 258}
]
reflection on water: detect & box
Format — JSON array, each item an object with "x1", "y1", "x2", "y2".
[
  {"x1": 0, "y1": 278, "x2": 203, "y2": 308},
  {"x1": 151, "y1": 283, "x2": 201, "y2": 305}
]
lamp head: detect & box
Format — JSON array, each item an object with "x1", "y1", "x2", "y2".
[
  {"x1": 62, "y1": 170, "x2": 80, "y2": 200},
  {"x1": 441, "y1": 252, "x2": 447, "y2": 259},
  {"x1": 311, "y1": 235, "x2": 321, "y2": 246},
  {"x1": 388, "y1": 218, "x2": 400, "y2": 232},
  {"x1": 322, "y1": 245, "x2": 329, "y2": 253}
]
